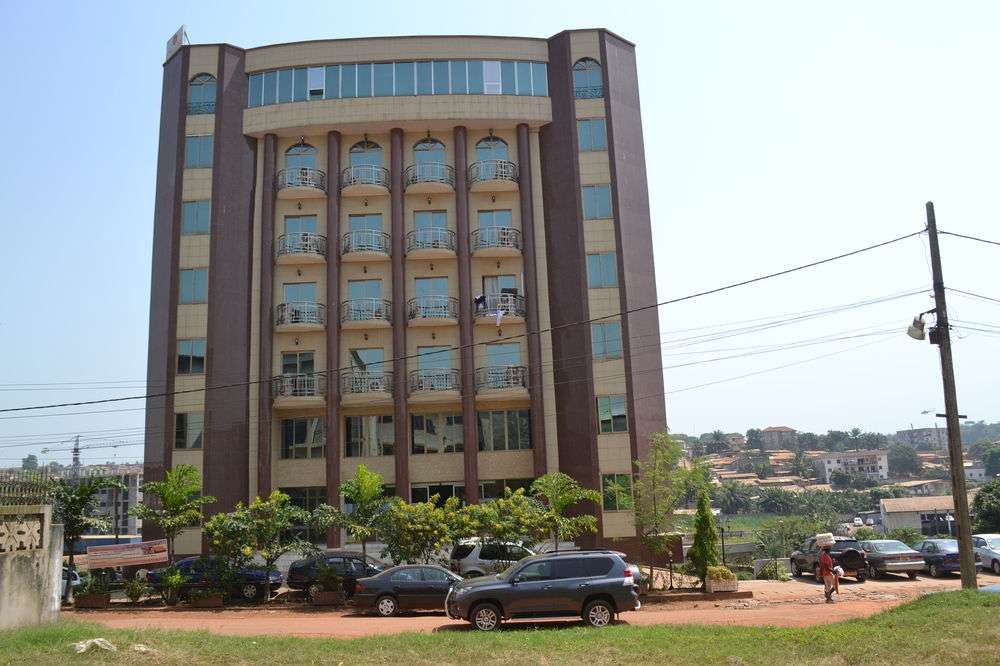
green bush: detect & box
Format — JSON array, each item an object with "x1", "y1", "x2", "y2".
[
  {"x1": 78, "y1": 571, "x2": 109, "y2": 595},
  {"x1": 159, "y1": 567, "x2": 185, "y2": 606},
  {"x1": 707, "y1": 565, "x2": 735, "y2": 581},
  {"x1": 123, "y1": 577, "x2": 150, "y2": 604},
  {"x1": 315, "y1": 562, "x2": 344, "y2": 593},
  {"x1": 885, "y1": 527, "x2": 922, "y2": 547},
  {"x1": 853, "y1": 526, "x2": 878, "y2": 541}
]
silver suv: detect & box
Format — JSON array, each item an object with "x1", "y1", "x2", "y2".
[{"x1": 450, "y1": 541, "x2": 534, "y2": 577}]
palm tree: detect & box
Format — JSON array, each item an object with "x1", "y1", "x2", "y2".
[
  {"x1": 530, "y1": 472, "x2": 602, "y2": 551},
  {"x1": 131, "y1": 465, "x2": 215, "y2": 563}
]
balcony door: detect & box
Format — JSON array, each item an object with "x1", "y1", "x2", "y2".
[
  {"x1": 348, "y1": 279, "x2": 382, "y2": 300},
  {"x1": 282, "y1": 351, "x2": 314, "y2": 376},
  {"x1": 482, "y1": 274, "x2": 518, "y2": 295},
  {"x1": 283, "y1": 282, "x2": 317, "y2": 303},
  {"x1": 486, "y1": 343, "x2": 520, "y2": 368},
  {"x1": 285, "y1": 215, "x2": 316, "y2": 235}
]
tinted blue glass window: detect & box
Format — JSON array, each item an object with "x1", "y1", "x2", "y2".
[
  {"x1": 516, "y1": 62, "x2": 532, "y2": 96},
  {"x1": 357, "y1": 64, "x2": 372, "y2": 96},
  {"x1": 262, "y1": 71, "x2": 277, "y2": 105},
  {"x1": 586, "y1": 253, "x2": 617, "y2": 288},
  {"x1": 277, "y1": 69, "x2": 293, "y2": 103},
  {"x1": 374, "y1": 63, "x2": 393, "y2": 96},
  {"x1": 182, "y1": 200, "x2": 211, "y2": 235},
  {"x1": 433, "y1": 61, "x2": 449, "y2": 94},
  {"x1": 582, "y1": 184, "x2": 612, "y2": 219},
  {"x1": 248, "y1": 73, "x2": 263, "y2": 107},
  {"x1": 578, "y1": 119, "x2": 607, "y2": 151},
  {"x1": 184, "y1": 136, "x2": 213, "y2": 168},
  {"x1": 292, "y1": 67, "x2": 307, "y2": 101},
  {"x1": 500, "y1": 61, "x2": 516, "y2": 95},
  {"x1": 450, "y1": 61, "x2": 467, "y2": 94},
  {"x1": 416, "y1": 61, "x2": 433, "y2": 95},
  {"x1": 395, "y1": 62, "x2": 415, "y2": 95},
  {"x1": 180, "y1": 268, "x2": 209, "y2": 303},
  {"x1": 531, "y1": 63, "x2": 548, "y2": 96},
  {"x1": 467, "y1": 60, "x2": 484, "y2": 94},
  {"x1": 325, "y1": 65, "x2": 340, "y2": 99},
  {"x1": 341, "y1": 64, "x2": 357, "y2": 98}
]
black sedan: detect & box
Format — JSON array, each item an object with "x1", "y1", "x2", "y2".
[
  {"x1": 286, "y1": 549, "x2": 386, "y2": 599},
  {"x1": 353, "y1": 564, "x2": 463, "y2": 616},
  {"x1": 858, "y1": 540, "x2": 925, "y2": 579}
]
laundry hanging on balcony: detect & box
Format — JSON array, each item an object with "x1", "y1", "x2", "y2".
[{"x1": 495, "y1": 308, "x2": 506, "y2": 335}]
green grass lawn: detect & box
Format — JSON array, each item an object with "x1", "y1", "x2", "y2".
[{"x1": 3, "y1": 592, "x2": 998, "y2": 665}]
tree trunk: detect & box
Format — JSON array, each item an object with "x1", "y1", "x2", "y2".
[{"x1": 361, "y1": 538, "x2": 367, "y2": 563}]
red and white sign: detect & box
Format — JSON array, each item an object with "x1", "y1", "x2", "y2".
[{"x1": 85, "y1": 539, "x2": 169, "y2": 569}]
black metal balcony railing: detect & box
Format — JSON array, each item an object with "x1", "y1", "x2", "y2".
[
  {"x1": 468, "y1": 159, "x2": 519, "y2": 187},
  {"x1": 471, "y1": 227, "x2": 522, "y2": 252},
  {"x1": 342, "y1": 229, "x2": 391, "y2": 255},
  {"x1": 408, "y1": 368, "x2": 461, "y2": 393},
  {"x1": 272, "y1": 373, "x2": 326, "y2": 398},
  {"x1": 405, "y1": 228, "x2": 456, "y2": 253},
  {"x1": 475, "y1": 293, "x2": 526, "y2": 319},
  {"x1": 403, "y1": 162, "x2": 455, "y2": 189},
  {"x1": 276, "y1": 167, "x2": 328, "y2": 193},
  {"x1": 475, "y1": 366, "x2": 529, "y2": 392},
  {"x1": 340, "y1": 370, "x2": 394, "y2": 395},
  {"x1": 407, "y1": 296, "x2": 458, "y2": 321},
  {"x1": 340, "y1": 164, "x2": 390, "y2": 190},
  {"x1": 187, "y1": 100, "x2": 216, "y2": 115},
  {"x1": 275, "y1": 302, "x2": 326, "y2": 326},
  {"x1": 573, "y1": 86, "x2": 604, "y2": 100},
  {"x1": 276, "y1": 232, "x2": 328, "y2": 259},
  {"x1": 340, "y1": 298, "x2": 392, "y2": 324}
]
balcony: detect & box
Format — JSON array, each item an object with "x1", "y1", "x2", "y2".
[
  {"x1": 187, "y1": 100, "x2": 216, "y2": 115},
  {"x1": 471, "y1": 227, "x2": 522, "y2": 258},
  {"x1": 403, "y1": 163, "x2": 455, "y2": 193},
  {"x1": 468, "y1": 160, "x2": 519, "y2": 192},
  {"x1": 574, "y1": 86, "x2": 603, "y2": 100},
  {"x1": 272, "y1": 373, "x2": 326, "y2": 410},
  {"x1": 340, "y1": 370, "x2": 394, "y2": 407},
  {"x1": 276, "y1": 168, "x2": 327, "y2": 199},
  {"x1": 340, "y1": 298, "x2": 392, "y2": 329},
  {"x1": 474, "y1": 366, "x2": 529, "y2": 402},
  {"x1": 275, "y1": 302, "x2": 326, "y2": 332},
  {"x1": 405, "y1": 228, "x2": 456, "y2": 259},
  {"x1": 341, "y1": 230, "x2": 391, "y2": 262},
  {"x1": 407, "y1": 296, "x2": 458, "y2": 326},
  {"x1": 340, "y1": 164, "x2": 390, "y2": 196},
  {"x1": 408, "y1": 368, "x2": 461, "y2": 404},
  {"x1": 474, "y1": 293, "x2": 526, "y2": 326},
  {"x1": 275, "y1": 232, "x2": 327, "y2": 265}
]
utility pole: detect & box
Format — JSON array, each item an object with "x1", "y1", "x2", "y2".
[
  {"x1": 925, "y1": 201, "x2": 977, "y2": 590},
  {"x1": 71, "y1": 435, "x2": 81, "y2": 482}
]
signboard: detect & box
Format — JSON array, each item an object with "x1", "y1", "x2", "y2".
[
  {"x1": 166, "y1": 25, "x2": 187, "y2": 60},
  {"x1": 85, "y1": 539, "x2": 168, "y2": 569}
]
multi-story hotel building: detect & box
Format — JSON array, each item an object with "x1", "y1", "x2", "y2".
[{"x1": 144, "y1": 30, "x2": 665, "y2": 556}]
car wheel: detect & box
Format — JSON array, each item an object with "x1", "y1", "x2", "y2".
[
  {"x1": 855, "y1": 569, "x2": 867, "y2": 583},
  {"x1": 790, "y1": 561, "x2": 801, "y2": 577},
  {"x1": 907, "y1": 571, "x2": 918, "y2": 580},
  {"x1": 992, "y1": 560, "x2": 1000, "y2": 575},
  {"x1": 376, "y1": 595, "x2": 398, "y2": 617},
  {"x1": 307, "y1": 582, "x2": 323, "y2": 599},
  {"x1": 929, "y1": 564, "x2": 942, "y2": 578},
  {"x1": 583, "y1": 599, "x2": 614, "y2": 628},
  {"x1": 470, "y1": 602, "x2": 501, "y2": 631},
  {"x1": 240, "y1": 583, "x2": 261, "y2": 601}
]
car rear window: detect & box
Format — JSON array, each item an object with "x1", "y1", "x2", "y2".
[
  {"x1": 873, "y1": 541, "x2": 911, "y2": 553},
  {"x1": 450, "y1": 544, "x2": 475, "y2": 560},
  {"x1": 832, "y1": 540, "x2": 860, "y2": 551},
  {"x1": 583, "y1": 557, "x2": 615, "y2": 577}
]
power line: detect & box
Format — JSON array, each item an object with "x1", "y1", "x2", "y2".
[
  {"x1": 939, "y1": 230, "x2": 1000, "y2": 247},
  {"x1": 948, "y1": 288, "x2": 1000, "y2": 306},
  {"x1": 0, "y1": 230, "x2": 926, "y2": 416}
]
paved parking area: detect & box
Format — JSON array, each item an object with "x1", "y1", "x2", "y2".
[{"x1": 71, "y1": 572, "x2": 997, "y2": 638}]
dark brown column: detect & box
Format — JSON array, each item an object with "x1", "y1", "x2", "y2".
[
  {"x1": 257, "y1": 133, "x2": 277, "y2": 498},
  {"x1": 325, "y1": 131, "x2": 343, "y2": 546},
  {"x1": 600, "y1": 31, "x2": 666, "y2": 463},
  {"x1": 454, "y1": 126, "x2": 479, "y2": 503},
  {"x1": 390, "y1": 128, "x2": 410, "y2": 500},
  {"x1": 143, "y1": 47, "x2": 189, "y2": 538},
  {"x1": 517, "y1": 123, "x2": 547, "y2": 478},
  {"x1": 203, "y1": 44, "x2": 256, "y2": 515}
]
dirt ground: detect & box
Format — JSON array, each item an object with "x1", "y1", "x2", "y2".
[{"x1": 70, "y1": 572, "x2": 998, "y2": 638}]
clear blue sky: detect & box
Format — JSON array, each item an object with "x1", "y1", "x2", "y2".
[{"x1": 1, "y1": 1, "x2": 998, "y2": 466}]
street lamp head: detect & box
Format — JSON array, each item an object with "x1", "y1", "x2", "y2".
[{"x1": 907, "y1": 315, "x2": 926, "y2": 340}]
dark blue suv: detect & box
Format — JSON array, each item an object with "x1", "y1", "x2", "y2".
[{"x1": 445, "y1": 550, "x2": 640, "y2": 631}]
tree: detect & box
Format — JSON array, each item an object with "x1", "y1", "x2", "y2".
[
  {"x1": 789, "y1": 448, "x2": 814, "y2": 479},
  {"x1": 757, "y1": 487, "x2": 797, "y2": 514},
  {"x1": 632, "y1": 433, "x2": 689, "y2": 567},
  {"x1": 754, "y1": 516, "x2": 823, "y2": 559},
  {"x1": 21, "y1": 454, "x2": 38, "y2": 471},
  {"x1": 969, "y1": 438, "x2": 998, "y2": 461},
  {"x1": 885, "y1": 527, "x2": 923, "y2": 547},
  {"x1": 50, "y1": 476, "x2": 125, "y2": 567},
  {"x1": 705, "y1": 430, "x2": 728, "y2": 454},
  {"x1": 972, "y1": 478, "x2": 1000, "y2": 533},
  {"x1": 888, "y1": 444, "x2": 923, "y2": 477},
  {"x1": 130, "y1": 464, "x2": 215, "y2": 563},
  {"x1": 797, "y1": 432, "x2": 820, "y2": 450},
  {"x1": 457, "y1": 488, "x2": 550, "y2": 566},
  {"x1": 984, "y1": 447, "x2": 1000, "y2": 478},
  {"x1": 830, "y1": 469, "x2": 877, "y2": 490},
  {"x1": 746, "y1": 429, "x2": 764, "y2": 452},
  {"x1": 714, "y1": 481, "x2": 754, "y2": 515},
  {"x1": 852, "y1": 526, "x2": 878, "y2": 541},
  {"x1": 327, "y1": 464, "x2": 387, "y2": 562},
  {"x1": 530, "y1": 472, "x2": 601, "y2": 551},
  {"x1": 687, "y1": 486, "x2": 720, "y2": 586},
  {"x1": 377, "y1": 495, "x2": 456, "y2": 564}
]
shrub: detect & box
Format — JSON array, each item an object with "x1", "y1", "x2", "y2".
[
  {"x1": 123, "y1": 577, "x2": 150, "y2": 604},
  {"x1": 159, "y1": 567, "x2": 185, "y2": 606},
  {"x1": 707, "y1": 565, "x2": 735, "y2": 581},
  {"x1": 853, "y1": 526, "x2": 878, "y2": 541},
  {"x1": 315, "y1": 562, "x2": 344, "y2": 593},
  {"x1": 190, "y1": 586, "x2": 225, "y2": 600},
  {"x1": 885, "y1": 527, "x2": 922, "y2": 547},
  {"x1": 756, "y1": 560, "x2": 790, "y2": 581},
  {"x1": 78, "y1": 571, "x2": 109, "y2": 596}
]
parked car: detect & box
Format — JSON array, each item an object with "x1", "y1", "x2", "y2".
[
  {"x1": 450, "y1": 540, "x2": 535, "y2": 578},
  {"x1": 146, "y1": 556, "x2": 282, "y2": 601},
  {"x1": 912, "y1": 539, "x2": 984, "y2": 577},
  {"x1": 445, "y1": 549, "x2": 640, "y2": 631},
  {"x1": 858, "y1": 540, "x2": 924, "y2": 579},
  {"x1": 972, "y1": 534, "x2": 1000, "y2": 575},
  {"x1": 286, "y1": 549, "x2": 386, "y2": 599},
  {"x1": 353, "y1": 564, "x2": 463, "y2": 616},
  {"x1": 790, "y1": 536, "x2": 868, "y2": 582},
  {"x1": 61, "y1": 566, "x2": 82, "y2": 597}
]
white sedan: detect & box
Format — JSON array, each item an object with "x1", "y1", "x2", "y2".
[{"x1": 972, "y1": 534, "x2": 1000, "y2": 575}]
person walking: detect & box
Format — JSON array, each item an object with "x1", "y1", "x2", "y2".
[{"x1": 819, "y1": 543, "x2": 836, "y2": 603}]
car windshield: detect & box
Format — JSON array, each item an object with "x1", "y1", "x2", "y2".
[
  {"x1": 936, "y1": 541, "x2": 959, "y2": 552},
  {"x1": 872, "y1": 541, "x2": 911, "y2": 553},
  {"x1": 497, "y1": 562, "x2": 521, "y2": 579}
]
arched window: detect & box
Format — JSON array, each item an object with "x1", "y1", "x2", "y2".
[
  {"x1": 475, "y1": 137, "x2": 509, "y2": 162},
  {"x1": 572, "y1": 58, "x2": 603, "y2": 99},
  {"x1": 188, "y1": 73, "x2": 217, "y2": 114},
  {"x1": 350, "y1": 140, "x2": 383, "y2": 167},
  {"x1": 413, "y1": 138, "x2": 446, "y2": 164},
  {"x1": 286, "y1": 143, "x2": 317, "y2": 170}
]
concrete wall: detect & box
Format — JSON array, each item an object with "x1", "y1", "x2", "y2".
[{"x1": 0, "y1": 505, "x2": 62, "y2": 630}]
